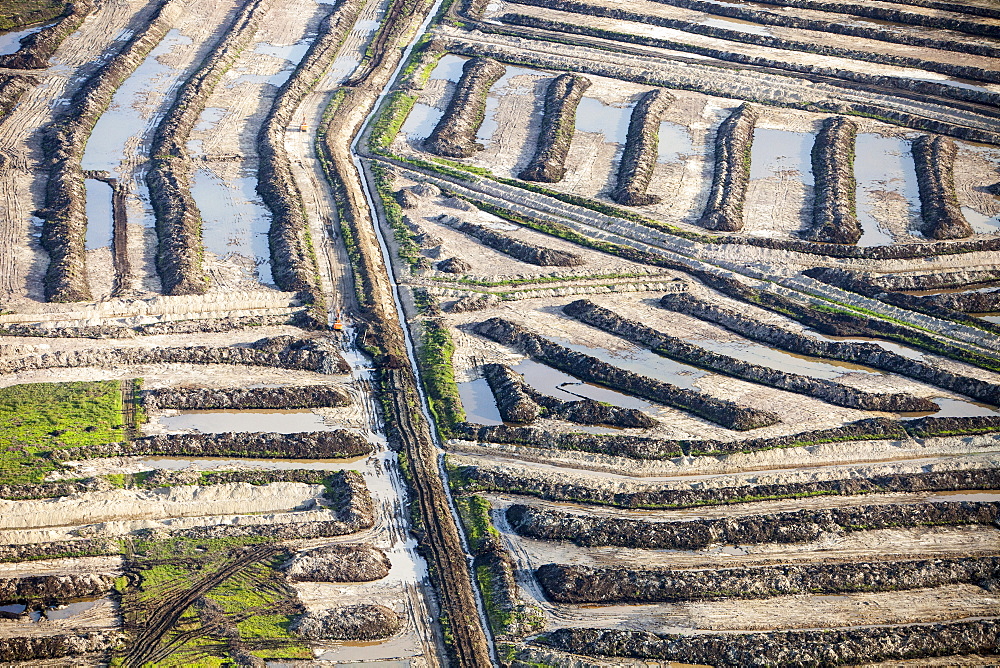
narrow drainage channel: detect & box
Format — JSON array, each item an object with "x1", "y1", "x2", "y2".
[{"x1": 350, "y1": 0, "x2": 497, "y2": 657}]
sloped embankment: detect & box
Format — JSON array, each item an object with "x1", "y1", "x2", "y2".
[
  {"x1": 424, "y1": 57, "x2": 506, "y2": 158},
  {"x1": 519, "y1": 73, "x2": 590, "y2": 183},
  {"x1": 257, "y1": 0, "x2": 366, "y2": 293},
  {"x1": 40, "y1": 0, "x2": 184, "y2": 302},
  {"x1": 698, "y1": 103, "x2": 757, "y2": 232},
  {"x1": 536, "y1": 620, "x2": 1000, "y2": 667},
  {"x1": 612, "y1": 88, "x2": 673, "y2": 206},
  {"x1": 911, "y1": 134, "x2": 972, "y2": 240},
  {"x1": 456, "y1": 221, "x2": 583, "y2": 266},
  {"x1": 0, "y1": 0, "x2": 95, "y2": 69},
  {"x1": 808, "y1": 116, "x2": 860, "y2": 244}
]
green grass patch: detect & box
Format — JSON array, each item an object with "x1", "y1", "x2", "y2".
[
  {"x1": 0, "y1": 381, "x2": 124, "y2": 484},
  {"x1": 417, "y1": 319, "x2": 465, "y2": 436},
  {"x1": 454, "y1": 494, "x2": 498, "y2": 554}
]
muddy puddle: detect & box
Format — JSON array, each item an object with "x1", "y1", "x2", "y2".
[
  {"x1": 185, "y1": 107, "x2": 227, "y2": 157},
  {"x1": 0, "y1": 597, "x2": 113, "y2": 622},
  {"x1": 657, "y1": 121, "x2": 697, "y2": 164},
  {"x1": 84, "y1": 179, "x2": 114, "y2": 250},
  {"x1": 979, "y1": 314, "x2": 1000, "y2": 324},
  {"x1": 314, "y1": 636, "x2": 421, "y2": 663},
  {"x1": 511, "y1": 359, "x2": 662, "y2": 415},
  {"x1": 685, "y1": 336, "x2": 877, "y2": 380},
  {"x1": 457, "y1": 378, "x2": 504, "y2": 425},
  {"x1": 190, "y1": 168, "x2": 274, "y2": 285},
  {"x1": 929, "y1": 490, "x2": 1000, "y2": 502},
  {"x1": 157, "y1": 409, "x2": 330, "y2": 433},
  {"x1": 575, "y1": 97, "x2": 632, "y2": 145},
  {"x1": 749, "y1": 128, "x2": 813, "y2": 185},
  {"x1": 0, "y1": 23, "x2": 50, "y2": 55},
  {"x1": 802, "y1": 330, "x2": 926, "y2": 360},
  {"x1": 854, "y1": 134, "x2": 920, "y2": 247},
  {"x1": 400, "y1": 103, "x2": 443, "y2": 141},
  {"x1": 899, "y1": 396, "x2": 1000, "y2": 420},
  {"x1": 900, "y1": 283, "x2": 999, "y2": 297},
  {"x1": 961, "y1": 206, "x2": 1000, "y2": 234},
  {"x1": 477, "y1": 65, "x2": 542, "y2": 144},
  {"x1": 82, "y1": 29, "x2": 193, "y2": 174},
  {"x1": 551, "y1": 335, "x2": 711, "y2": 390},
  {"x1": 429, "y1": 53, "x2": 468, "y2": 82}
]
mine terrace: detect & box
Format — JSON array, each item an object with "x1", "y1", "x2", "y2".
[{"x1": 0, "y1": 0, "x2": 999, "y2": 665}]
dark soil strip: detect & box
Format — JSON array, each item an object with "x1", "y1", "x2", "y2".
[
  {"x1": 456, "y1": 221, "x2": 583, "y2": 266},
  {"x1": 499, "y1": 12, "x2": 1000, "y2": 111},
  {"x1": 871, "y1": 270, "x2": 1000, "y2": 292},
  {"x1": 519, "y1": 73, "x2": 590, "y2": 182},
  {"x1": 802, "y1": 267, "x2": 1000, "y2": 336},
  {"x1": 258, "y1": 0, "x2": 365, "y2": 294},
  {"x1": 0, "y1": 573, "x2": 116, "y2": 604},
  {"x1": 473, "y1": 317, "x2": 780, "y2": 430},
  {"x1": 716, "y1": 0, "x2": 1000, "y2": 39},
  {"x1": 699, "y1": 103, "x2": 755, "y2": 232},
  {"x1": 808, "y1": 116, "x2": 860, "y2": 244},
  {"x1": 0, "y1": 632, "x2": 115, "y2": 663},
  {"x1": 40, "y1": 0, "x2": 182, "y2": 302},
  {"x1": 424, "y1": 57, "x2": 506, "y2": 158},
  {"x1": 536, "y1": 556, "x2": 1000, "y2": 603},
  {"x1": 536, "y1": 620, "x2": 1000, "y2": 667},
  {"x1": 659, "y1": 288, "x2": 1000, "y2": 399},
  {"x1": 508, "y1": 500, "x2": 1000, "y2": 549},
  {"x1": 148, "y1": 0, "x2": 271, "y2": 295},
  {"x1": 143, "y1": 385, "x2": 351, "y2": 410},
  {"x1": 499, "y1": 0, "x2": 1000, "y2": 85},
  {"x1": 641, "y1": 0, "x2": 1000, "y2": 56},
  {"x1": 481, "y1": 363, "x2": 541, "y2": 423},
  {"x1": 61, "y1": 430, "x2": 372, "y2": 460},
  {"x1": 451, "y1": 463, "x2": 1000, "y2": 509},
  {"x1": 612, "y1": 88, "x2": 673, "y2": 206},
  {"x1": 0, "y1": 0, "x2": 94, "y2": 69},
  {"x1": 0, "y1": 335, "x2": 350, "y2": 375},
  {"x1": 564, "y1": 299, "x2": 933, "y2": 412},
  {"x1": 912, "y1": 134, "x2": 972, "y2": 240}
]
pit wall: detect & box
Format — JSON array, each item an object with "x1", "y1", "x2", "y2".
[
  {"x1": 911, "y1": 135, "x2": 973, "y2": 240},
  {"x1": 0, "y1": 75, "x2": 34, "y2": 120},
  {"x1": 0, "y1": 0, "x2": 95, "y2": 69},
  {"x1": 455, "y1": 416, "x2": 1000, "y2": 458},
  {"x1": 808, "y1": 116, "x2": 860, "y2": 244},
  {"x1": 57, "y1": 430, "x2": 372, "y2": 460},
  {"x1": 699, "y1": 103, "x2": 756, "y2": 232},
  {"x1": 519, "y1": 73, "x2": 590, "y2": 183},
  {"x1": 473, "y1": 316, "x2": 780, "y2": 430},
  {"x1": 257, "y1": 0, "x2": 366, "y2": 294},
  {"x1": 537, "y1": 620, "x2": 1000, "y2": 667},
  {"x1": 424, "y1": 57, "x2": 506, "y2": 158},
  {"x1": 635, "y1": 0, "x2": 1000, "y2": 54},
  {"x1": 612, "y1": 89, "x2": 673, "y2": 207},
  {"x1": 40, "y1": 0, "x2": 185, "y2": 302},
  {"x1": 456, "y1": 221, "x2": 583, "y2": 266},
  {"x1": 147, "y1": 0, "x2": 272, "y2": 295}
]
